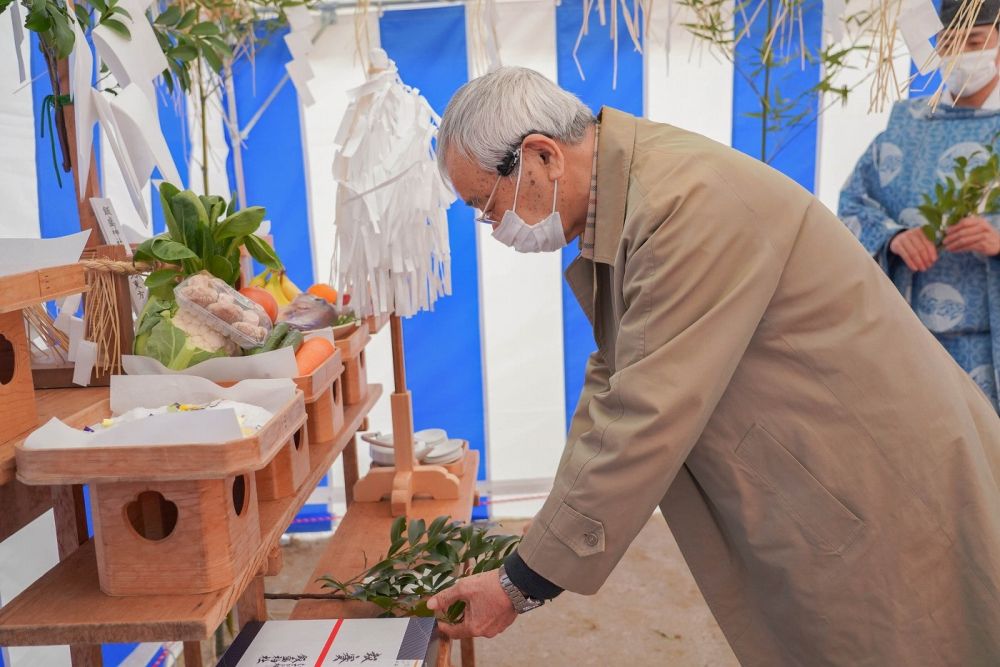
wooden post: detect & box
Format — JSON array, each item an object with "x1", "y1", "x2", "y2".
[
  {"x1": 434, "y1": 637, "x2": 452, "y2": 667},
  {"x1": 52, "y1": 485, "x2": 103, "y2": 666},
  {"x1": 54, "y1": 54, "x2": 104, "y2": 248},
  {"x1": 236, "y1": 576, "x2": 268, "y2": 628},
  {"x1": 183, "y1": 641, "x2": 204, "y2": 667},
  {"x1": 342, "y1": 435, "x2": 359, "y2": 508},
  {"x1": 460, "y1": 638, "x2": 476, "y2": 667},
  {"x1": 353, "y1": 314, "x2": 462, "y2": 515}
]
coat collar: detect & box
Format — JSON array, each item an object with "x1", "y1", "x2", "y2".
[{"x1": 592, "y1": 106, "x2": 637, "y2": 265}]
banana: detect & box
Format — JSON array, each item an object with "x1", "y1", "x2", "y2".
[
  {"x1": 263, "y1": 272, "x2": 291, "y2": 307},
  {"x1": 250, "y1": 270, "x2": 268, "y2": 288},
  {"x1": 279, "y1": 272, "x2": 301, "y2": 302}
]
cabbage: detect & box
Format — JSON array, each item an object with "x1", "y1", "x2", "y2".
[{"x1": 134, "y1": 297, "x2": 237, "y2": 370}]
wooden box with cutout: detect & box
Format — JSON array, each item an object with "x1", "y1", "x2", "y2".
[
  {"x1": 334, "y1": 325, "x2": 370, "y2": 406},
  {"x1": 15, "y1": 390, "x2": 306, "y2": 596},
  {"x1": 255, "y1": 421, "x2": 310, "y2": 501},
  {"x1": 0, "y1": 265, "x2": 87, "y2": 445}
]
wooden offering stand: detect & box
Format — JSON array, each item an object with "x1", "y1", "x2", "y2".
[
  {"x1": 353, "y1": 314, "x2": 462, "y2": 516},
  {"x1": 15, "y1": 392, "x2": 307, "y2": 597}
]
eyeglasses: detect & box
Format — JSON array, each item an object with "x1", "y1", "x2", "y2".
[{"x1": 474, "y1": 173, "x2": 505, "y2": 225}]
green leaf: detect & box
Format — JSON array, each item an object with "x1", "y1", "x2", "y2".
[
  {"x1": 445, "y1": 600, "x2": 466, "y2": 623},
  {"x1": 101, "y1": 17, "x2": 130, "y2": 38},
  {"x1": 176, "y1": 7, "x2": 198, "y2": 29},
  {"x1": 90, "y1": 0, "x2": 107, "y2": 13},
  {"x1": 24, "y1": 10, "x2": 51, "y2": 32},
  {"x1": 207, "y1": 255, "x2": 234, "y2": 284},
  {"x1": 390, "y1": 516, "x2": 406, "y2": 543},
  {"x1": 156, "y1": 182, "x2": 182, "y2": 239},
  {"x1": 150, "y1": 238, "x2": 198, "y2": 262},
  {"x1": 154, "y1": 4, "x2": 180, "y2": 25},
  {"x1": 922, "y1": 225, "x2": 938, "y2": 243},
  {"x1": 73, "y1": 5, "x2": 91, "y2": 29},
  {"x1": 202, "y1": 43, "x2": 223, "y2": 71},
  {"x1": 171, "y1": 190, "x2": 210, "y2": 248},
  {"x1": 243, "y1": 233, "x2": 283, "y2": 270},
  {"x1": 144, "y1": 268, "x2": 182, "y2": 289},
  {"x1": 50, "y1": 10, "x2": 75, "y2": 58},
  {"x1": 171, "y1": 44, "x2": 198, "y2": 62},
  {"x1": 407, "y1": 518, "x2": 426, "y2": 546},
  {"x1": 215, "y1": 207, "x2": 264, "y2": 240},
  {"x1": 191, "y1": 20, "x2": 220, "y2": 35},
  {"x1": 111, "y1": 5, "x2": 131, "y2": 20}
]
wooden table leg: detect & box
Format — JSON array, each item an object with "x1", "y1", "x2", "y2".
[
  {"x1": 51, "y1": 485, "x2": 88, "y2": 559},
  {"x1": 342, "y1": 435, "x2": 360, "y2": 508},
  {"x1": 434, "y1": 637, "x2": 452, "y2": 667},
  {"x1": 236, "y1": 575, "x2": 268, "y2": 629},
  {"x1": 54, "y1": 486, "x2": 103, "y2": 666},
  {"x1": 69, "y1": 645, "x2": 102, "y2": 667},
  {"x1": 460, "y1": 637, "x2": 475, "y2": 666},
  {"x1": 183, "y1": 641, "x2": 204, "y2": 667}
]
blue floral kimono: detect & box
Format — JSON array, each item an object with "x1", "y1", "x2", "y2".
[{"x1": 838, "y1": 97, "x2": 1000, "y2": 411}]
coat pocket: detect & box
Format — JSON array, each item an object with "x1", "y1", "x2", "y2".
[
  {"x1": 548, "y1": 502, "x2": 606, "y2": 558},
  {"x1": 735, "y1": 424, "x2": 864, "y2": 555}
]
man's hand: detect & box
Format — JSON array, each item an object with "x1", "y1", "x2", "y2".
[
  {"x1": 889, "y1": 227, "x2": 939, "y2": 271},
  {"x1": 943, "y1": 216, "x2": 1000, "y2": 256},
  {"x1": 427, "y1": 570, "x2": 518, "y2": 640}
]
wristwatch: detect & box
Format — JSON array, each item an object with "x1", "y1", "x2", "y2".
[{"x1": 498, "y1": 565, "x2": 545, "y2": 614}]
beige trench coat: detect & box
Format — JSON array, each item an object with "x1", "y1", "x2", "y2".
[{"x1": 518, "y1": 107, "x2": 1000, "y2": 665}]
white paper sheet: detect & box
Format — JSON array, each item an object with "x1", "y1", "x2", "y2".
[
  {"x1": 66, "y1": 316, "x2": 85, "y2": 362},
  {"x1": 54, "y1": 294, "x2": 82, "y2": 335},
  {"x1": 109, "y1": 375, "x2": 296, "y2": 414},
  {"x1": 0, "y1": 231, "x2": 90, "y2": 278},
  {"x1": 91, "y1": 0, "x2": 169, "y2": 105},
  {"x1": 899, "y1": 0, "x2": 944, "y2": 74},
  {"x1": 284, "y1": 5, "x2": 315, "y2": 33},
  {"x1": 121, "y1": 347, "x2": 299, "y2": 381},
  {"x1": 89, "y1": 197, "x2": 149, "y2": 313},
  {"x1": 92, "y1": 90, "x2": 148, "y2": 219},
  {"x1": 285, "y1": 59, "x2": 315, "y2": 106},
  {"x1": 25, "y1": 411, "x2": 244, "y2": 450},
  {"x1": 71, "y1": 340, "x2": 98, "y2": 386},
  {"x1": 10, "y1": 3, "x2": 26, "y2": 83},
  {"x1": 284, "y1": 31, "x2": 312, "y2": 60},
  {"x1": 109, "y1": 85, "x2": 183, "y2": 187},
  {"x1": 22, "y1": 376, "x2": 297, "y2": 450},
  {"x1": 71, "y1": 18, "x2": 97, "y2": 193}
]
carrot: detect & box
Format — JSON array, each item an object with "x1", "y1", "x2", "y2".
[{"x1": 295, "y1": 337, "x2": 335, "y2": 376}]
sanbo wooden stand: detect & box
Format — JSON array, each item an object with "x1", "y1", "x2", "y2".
[{"x1": 352, "y1": 314, "x2": 461, "y2": 516}]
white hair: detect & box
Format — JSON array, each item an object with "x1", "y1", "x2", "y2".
[{"x1": 436, "y1": 67, "x2": 596, "y2": 178}]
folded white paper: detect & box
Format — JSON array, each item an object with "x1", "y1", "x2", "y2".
[
  {"x1": 109, "y1": 375, "x2": 296, "y2": 414},
  {"x1": 121, "y1": 347, "x2": 299, "y2": 381},
  {"x1": 0, "y1": 231, "x2": 90, "y2": 278}
]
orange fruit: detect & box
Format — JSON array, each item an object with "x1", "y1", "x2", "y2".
[
  {"x1": 239, "y1": 287, "x2": 278, "y2": 323},
  {"x1": 307, "y1": 283, "x2": 338, "y2": 304}
]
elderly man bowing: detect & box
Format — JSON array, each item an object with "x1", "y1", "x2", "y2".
[{"x1": 427, "y1": 67, "x2": 1000, "y2": 665}]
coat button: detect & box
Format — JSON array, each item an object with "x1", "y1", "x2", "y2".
[{"x1": 583, "y1": 532, "x2": 599, "y2": 547}]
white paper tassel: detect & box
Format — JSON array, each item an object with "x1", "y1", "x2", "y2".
[{"x1": 330, "y1": 49, "x2": 455, "y2": 320}]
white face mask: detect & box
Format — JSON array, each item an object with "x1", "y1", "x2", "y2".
[
  {"x1": 943, "y1": 48, "x2": 999, "y2": 98},
  {"x1": 491, "y1": 149, "x2": 568, "y2": 253}
]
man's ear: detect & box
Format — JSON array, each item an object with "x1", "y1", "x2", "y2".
[{"x1": 522, "y1": 134, "x2": 565, "y2": 181}]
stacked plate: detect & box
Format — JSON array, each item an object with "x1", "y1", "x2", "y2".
[{"x1": 364, "y1": 428, "x2": 465, "y2": 467}]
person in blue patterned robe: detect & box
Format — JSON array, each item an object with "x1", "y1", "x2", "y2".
[{"x1": 839, "y1": 2, "x2": 1000, "y2": 411}]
